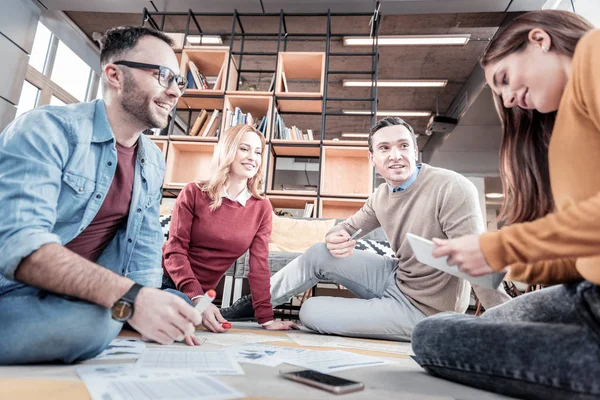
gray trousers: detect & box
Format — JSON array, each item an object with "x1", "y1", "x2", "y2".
[{"x1": 269, "y1": 243, "x2": 426, "y2": 341}]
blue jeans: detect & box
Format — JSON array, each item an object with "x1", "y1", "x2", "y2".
[
  {"x1": 0, "y1": 284, "x2": 122, "y2": 365},
  {"x1": 161, "y1": 274, "x2": 193, "y2": 306},
  {"x1": 412, "y1": 281, "x2": 600, "y2": 400}
]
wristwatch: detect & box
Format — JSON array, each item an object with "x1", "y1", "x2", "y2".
[{"x1": 111, "y1": 283, "x2": 144, "y2": 322}]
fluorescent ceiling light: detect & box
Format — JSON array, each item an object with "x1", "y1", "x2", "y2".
[
  {"x1": 187, "y1": 35, "x2": 223, "y2": 45},
  {"x1": 542, "y1": 0, "x2": 563, "y2": 9},
  {"x1": 342, "y1": 110, "x2": 431, "y2": 117},
  {"x1": 343, "y1": 79, "x2": 447, "y2": 88},
  {"x1": 485, "y1": 193, "x2": 504, "y2": 199},
  {"x1": 344, "y1": 34, "x2": 471, "y2": 46},
  {"x1": 341, "y1": 133, "x2": 369, "y2": 138}
]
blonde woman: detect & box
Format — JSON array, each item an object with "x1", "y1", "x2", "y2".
[{"x1": 162, "y1": 124, "x2": 297, "y2": 332}]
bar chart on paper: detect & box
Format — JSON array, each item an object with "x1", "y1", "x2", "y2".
[{"x1": 136, "y1": 349, "x2": 244, "y2": 375}]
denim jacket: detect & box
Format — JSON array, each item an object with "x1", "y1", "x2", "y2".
[{"x1": 0, "y1": 100, "x2": 165, "y2": 294}]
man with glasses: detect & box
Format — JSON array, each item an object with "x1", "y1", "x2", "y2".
[{"x1": 0, "y1": 26, "x2": 201, "y2": 365}]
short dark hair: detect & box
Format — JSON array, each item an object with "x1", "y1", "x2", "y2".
[
  {"x1": 368, "y1": 117, "x2": 417, "y2": 152},
  {"x1": 99, "y1": 26, "x2": 174, "y2": 66}
]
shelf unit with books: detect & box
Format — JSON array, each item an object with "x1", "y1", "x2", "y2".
[
  {"x1": 141, "y1": 7, "x2": 381, "y2": 218},
  {"x1": 268, "y1": 195, "x2": 318, "y2": 218}
]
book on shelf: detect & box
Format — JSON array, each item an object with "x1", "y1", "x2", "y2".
[
  {"x1": 186, "y1": 70, "x2": 195, "y2": 89},
  {"x1": 189, "y1": 110, "x2": 208, "y2": 136},
  {"x1": 200, "y1": 110, "x2": 220, "y2": 137},
  {"x1": 188, "y1": 61, "x2": 209, "y2": 89},
  {"x1": 303, "y1": 203, "x2": 314, "y2": 218},
  {"x1": 267, "y1": 72, "x2": 276, "y2": 92},
  {"x1": 281, "y1": 71, "x2": 289, "y2": 92}
]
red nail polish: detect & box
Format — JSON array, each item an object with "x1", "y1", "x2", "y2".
[{"x1": 222, "y1": 322, "x2": 231, "y2": 329}]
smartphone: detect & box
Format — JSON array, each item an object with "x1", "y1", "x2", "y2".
[{"x1": 280, "y1": 369, "x2": 364, "y2": 394}]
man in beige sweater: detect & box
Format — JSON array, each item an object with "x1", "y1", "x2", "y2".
[{"x1": 221, "y1": 117, "x2": 509, "y2": 340}]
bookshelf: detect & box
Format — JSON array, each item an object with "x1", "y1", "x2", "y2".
[
  {"x1": 164, "y1": 141, "x2": 215, "y2": 189},
  {"x1": 142, "y1": 9, "x2": 380, "y2": 218},
  {"x1": 149, "y1": 137, "x2": 169, "y2": 156},
  {"x1": 320, "y1": 146, "x2": 372, "y2": 197}
]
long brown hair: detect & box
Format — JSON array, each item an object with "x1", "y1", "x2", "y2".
[
  {"x1": 198, "y1": 124, "x2": 267, "y2": 211},
  {"x1": 480, "y1": 10, "x2": 594, "y2": 224}
]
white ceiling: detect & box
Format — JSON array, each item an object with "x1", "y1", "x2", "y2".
[{"x1": 37, "y1": 0, "x2": 547, "y2": 14}]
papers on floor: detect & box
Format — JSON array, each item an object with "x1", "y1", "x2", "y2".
[
  {"x1": 77, "y1": 364, "x2": 244, "y2": 400},
  {"x1": 92, "y1": 338, "x2": 146, "y2": 361},
  {"x1": 225, "y1": 343, "x2": 309, "y2": 367},
  {"x1": 286, "y1": 333, "x2": 410, "y2": 354},
  {"x1": 193, "y1": 331, "x2": 289, "y2": 346},
  {"x1": 282, "y1": 349, "x2": 396, "y2": 373},
  {"x1": 136, "y1": 348, "x2": 245, "y2": 375}
]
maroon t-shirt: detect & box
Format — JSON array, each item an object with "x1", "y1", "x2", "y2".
[{"x1": 66, "y1": 142, "x2": 137, "y2": 261}]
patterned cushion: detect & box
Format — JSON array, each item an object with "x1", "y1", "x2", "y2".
[
  {"x1": 355, "y1": 239, "x2": 395, "y2": 257},
  {"x1": 159, "y1": 214, "x2": 172, "y2": 242}
]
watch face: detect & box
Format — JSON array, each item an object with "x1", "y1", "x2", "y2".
[{"x1": 112, "y1": 300, "x2": 133, "y2": 321}]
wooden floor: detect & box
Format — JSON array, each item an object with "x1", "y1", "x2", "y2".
[{"x1": 0, "y1": 323, "x2": 516, "y2": 400}]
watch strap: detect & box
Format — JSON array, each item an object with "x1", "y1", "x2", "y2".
[{"x1": 122, "y1": 283, "x2": 144, "y2": 304}]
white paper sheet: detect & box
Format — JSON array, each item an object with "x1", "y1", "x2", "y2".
[
  {"x1": 225, "y1": 344, "x2": 309, "y2": 367},
  {"x1": 282, "y1": 349, "x2": 395, "y2": 373},
  {"x1": 406, "y1": 233, "x2": 506, "y2": 289},
  {"x1": 194, "y1": 331, "x2": 289, "y2": 346},
  {"x1": 136, "y1": 348, "x2": 245, "y2": 375},
  {"x1": 92, "y1": 338, "x2": 146, "y2": 360},
  {"x1": 76, "y1": 364, "x2": 244, "y2": 400},
  {"x1": 286, "y1": 333, "x2": 410, "y2": 354}
]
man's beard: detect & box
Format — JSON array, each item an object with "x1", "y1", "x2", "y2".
[{"x1": 120, "y1": 72, "x2": 168, "y2": 129}]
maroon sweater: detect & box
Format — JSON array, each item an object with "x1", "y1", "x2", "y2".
[{"x1": 162, "y1": 183, "x2": 274, "y2": 323}]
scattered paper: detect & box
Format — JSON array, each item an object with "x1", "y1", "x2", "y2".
[
  {"x1": 225, "y1": 344, "x2": 308, "y2": 367},
  {"x1": 77, "y1": 364, "x2": 244, "y2": 400},
  {"x1": 136, "y1": 348, "x2": 244, "y2": 375},
  {"x1": 194, "y1": 331, "x2": 289, "y2": 346},
  {"x1": 282, "y1": 349, "x2": 396, "y2": 373},
  {"x1": 286, "y1": 333, "x2": 410, "y2": 354},
  {"x1": 92, "y1": 338, "x2": 146, "y2": 361}
]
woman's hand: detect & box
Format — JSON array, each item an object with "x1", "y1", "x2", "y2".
[
  {"x1": 432, "y1": 235, "x2": 494, "y2": 277},
  {"x1": 197, "y1": 303, "x2": 229, "y2": 333},
  {"x1": 263, "y1": 320, "x2": 299, "y2": 331}
]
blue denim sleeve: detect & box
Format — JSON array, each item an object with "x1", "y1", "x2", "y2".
[
  {"x1": 126, "y1": 190, "x2": 164, "y2": 288},
  {"x1": 0, "y1": 109, "x2": 70, "y2": 280}
]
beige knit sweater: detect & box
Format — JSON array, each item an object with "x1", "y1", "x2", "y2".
[{"x1": 338, "y1": 163, "x2": 484, "y2": 316}]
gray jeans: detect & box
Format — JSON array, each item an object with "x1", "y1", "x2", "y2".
[
  {"x1": 412, "y1": 281, "x2": 600, "y2": 400},
  {"x1": 270, "y1": 243, "x2": 426, "y2": 341}
]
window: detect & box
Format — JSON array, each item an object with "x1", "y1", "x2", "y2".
[
  {"x1": 16, "y1": 81, "x2": 40, "y2": 117},
  {"x1": 50, "y1": 96, "x2": 66, "y2": 106},
  {"x1": 29, "y1": 22, "x2": 52, "y2": 73},
  {"x1": 50, "y1": 41, "x2": 91, "y2": 101}
]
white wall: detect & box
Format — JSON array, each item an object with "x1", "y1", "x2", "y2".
[{"x1": 0, "y1": 0, "x2": 40, "y2": 131}]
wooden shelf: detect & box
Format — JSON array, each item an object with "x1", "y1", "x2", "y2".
[
  {"x1": 321, "y1": 146, "x2": 373, "y2": 197},
  {"x1": 322, "y1": 140, "x2": 368, "y2": 147},
  {"x1": 177, "y1": 48, "x2": 239, "y2": 111},
  {"x1": 275, "y1": 52, "x2": 325, "y2": 113},
  {"x1": 267, "y1": 190, "x2": 318, "y2": 196},
  {"x1": 222, "y1": 95, "x2": 274, "y2": 137},
  {"x1": 169, "y1": 135, "x2": 218, "y2": 143},
  {"x1": 164, "y1": 141, "x2": 215, "y2": 189},
  {"x1": 270, "y1": 140, "x2": 321, "y2": 157},
  {"x1": 268, "y1": 195, "x2": 317, "y2": 211},
  {"x1": 226, "y1": 90, "x2": 273, "y2": 97},
  {"x1": 151, "y1": 139, "x2": 168, "y2": 156},
  {"x1": 320, "y1": 197, "x2": 367, "y2": 219}
]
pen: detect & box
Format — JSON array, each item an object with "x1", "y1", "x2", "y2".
[
  {"x1": 348, "y1": 228, "x2": 362, "y2": 241},
  {"x1": 195, "y1": 290, "x2": 216, "y2": 313}
]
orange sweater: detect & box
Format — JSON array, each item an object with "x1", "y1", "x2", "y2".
[{"x1": 480, "y1": 29, "x2": 600, "y2": 286}]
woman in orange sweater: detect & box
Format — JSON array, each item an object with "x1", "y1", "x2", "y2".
[{"x1": 412, "y1": 10, "x2": 600, "y2": 400}]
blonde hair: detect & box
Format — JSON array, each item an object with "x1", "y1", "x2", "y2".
[{"x1": 198, "y1": 124, "x2": 267, "y2": 211}]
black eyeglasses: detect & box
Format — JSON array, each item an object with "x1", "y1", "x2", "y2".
[{"x1": 114, "y1": 61, "x2": 187, "y2": 93}]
